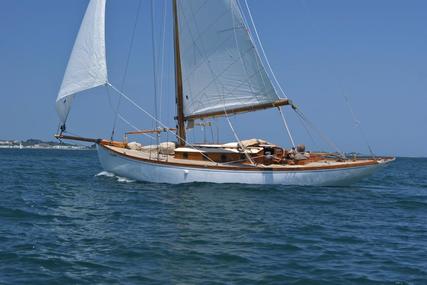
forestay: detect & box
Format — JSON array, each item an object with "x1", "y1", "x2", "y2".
[
  {"x1": 56, "y1": 0, "x2": 107, "y2": 126},
  {"x1": 176, "y1": 0, "x2": 279, "y2": 119}
]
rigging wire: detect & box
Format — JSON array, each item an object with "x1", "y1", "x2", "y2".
[
  {"x1": 344, "y1": 95, "x2": 376, "y2": 157},
  {"x1": 225, "y1": 2, "x2": 260, "y2": 165},
  {"x1": 243, "y1": 0, "x2": 358, "y2": 158},
  {"x1": 294, "y1": 107, "x2": 346, "y2": 158},
  {"x1": 220, "y1": 85, "x2": 255, "y2": 165},
  {"x1": 151, "y1": 0, "x2": 160, "y2": 149},
  {"x1": 298, "y1": 0, "x2": 375, "y2": 157},
  {"x1": 117, "y1": 114, "x2": 154, "y2": 140},
  {"x1": 295, "y1": 108, "x2": 320, "y2": 150},
  {"x1": 239, "y1": 0, "x2": 297, "y2": 150},
  {"x1": 236, "y1": 0, "x2": 275, "y2": 102},
  {"x1": 110, "y1": 0, "x2": 143, "y2": 140},
  {"x1": 216, "y1": 121, "x2": 220, "y2": 144},
  {"x1": 105, "y1": 86, "x2": 154, "y2": 140},
  {"x1": 231, "y1": 0, "x2": 265, "y2": 104},
  {"x1": 241, "y1": 0, "x2": 288, "y2": 100},
  {"x1": 210, "y1": 123, "x2": 215, "y2": 143},
  {"x1": 224, "y1": 112, "x2": 255, "y2": 165},
  {"x1": 107, "y1": 83, "x2": 219, "y2": 164},
  {"x1": 158, "y1": 0, "x2": 168, "y2": 123},
  {"x1": 277, "y1": 107, "x2": 296, "y2": 148}
]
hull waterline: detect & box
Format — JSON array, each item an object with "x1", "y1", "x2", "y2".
[{"x1": 96, "y1": 144, "x2": 392, "y2": 186}]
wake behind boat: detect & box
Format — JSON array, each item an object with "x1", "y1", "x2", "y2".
[{"x1": 54, "y1": 0, "x2": 394, "y2": 186}]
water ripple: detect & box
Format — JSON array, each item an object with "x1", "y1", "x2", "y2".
[{"x1": 0, "y1": 150, "x2": 426, "y2": 284}]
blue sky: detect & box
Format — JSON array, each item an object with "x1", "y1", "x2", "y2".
[{"x1": 0, "y1": 0, "x2": 426, "y2": 157}]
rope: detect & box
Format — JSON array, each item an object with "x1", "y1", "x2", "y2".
[{"x1": 277, "y1": 107, "x2": 296, "y2": 148}]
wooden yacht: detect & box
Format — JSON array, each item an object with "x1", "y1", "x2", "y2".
[{"x1": 55, "y1": 0, "x2": 394, "y2": 186}]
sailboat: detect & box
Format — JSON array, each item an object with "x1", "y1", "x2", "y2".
[{"x1": 55, "y1": 0, "x2": 394, "y2": 186}]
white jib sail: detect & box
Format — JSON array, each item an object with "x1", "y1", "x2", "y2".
[
  {"x1": 56, "y1": 0, "x2": 107, "y2": 126},
  {"x1": 176, "y1": 0, "x2": 279, "y2": 118}
]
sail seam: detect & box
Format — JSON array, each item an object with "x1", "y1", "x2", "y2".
[
  {"x1": 230, "y1": 0, "x2": 262, "y2": 105},
  {"x1": 177, "y1": 0, "x2": 278, "y2": 117},
  {"x1": 189, "y1": 59, "x2": 276, "y2": 116},
  {"x1": 178, "y1": 0, "x2": 228, "y2": 116},
  {"x1": 186, "y1": 45, "x2": 267, "y2": 113}
]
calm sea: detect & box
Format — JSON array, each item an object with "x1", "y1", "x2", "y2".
[{"x1": 0, "y1": 149, "x2": 426, "y2": 284}]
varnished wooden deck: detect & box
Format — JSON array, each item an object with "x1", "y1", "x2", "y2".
[{"x1": 101, "y1": 144, "x2": 389, "y2": 172}]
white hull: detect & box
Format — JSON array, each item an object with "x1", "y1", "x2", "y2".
[{"x1": 97, "y1": 145, "x2": 390, "y2": 186}]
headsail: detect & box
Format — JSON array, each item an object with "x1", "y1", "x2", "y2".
[
  {"x1": 176, "y1": 0, "x2": 279, "y2": 119},
  {"x1": 56, "y1": 0, "x2": 107, "y2": 126}
]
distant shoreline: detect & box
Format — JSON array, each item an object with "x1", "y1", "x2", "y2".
[
  {"x1": 0, "y1": 140, "x2": 424, "y2": 158},
  {"x1": 0, "y1": 139, "x2": 94, "y2": 150},
  {"x1": 0, "y1": 146, "x2": 95, "y2": 151}
]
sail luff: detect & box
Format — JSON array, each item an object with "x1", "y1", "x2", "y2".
[{"x1": 56, "y1": 0, "x2": 107, "y2": 126}]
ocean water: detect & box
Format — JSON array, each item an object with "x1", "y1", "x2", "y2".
[{"x1": 0, "y1": 149, "x2": 426, "y2": 285}]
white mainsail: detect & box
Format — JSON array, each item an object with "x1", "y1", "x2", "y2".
[
  {"x1": 56, "y1": 0, "x2": 107, "y2": 126},
  {"x1": 176, "y1": 0, "x2": 279, "y2": 118}
]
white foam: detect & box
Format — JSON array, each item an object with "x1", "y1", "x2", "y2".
[
  {"x1": 96, "y1": 171, "x2": 135, "y2": 183},
  {"x1": 116, "y1": 176, "x2": 136, "y2": 183},
  {"x1": 96, "y1": 171, "x2": 115, "y2": 177}
]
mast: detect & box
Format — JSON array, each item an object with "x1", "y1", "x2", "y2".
[{"x1": 173, "y1": 0, "x2": 186, "y2": 146}]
